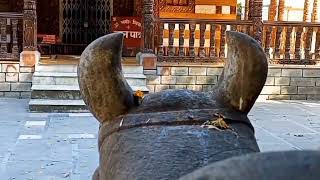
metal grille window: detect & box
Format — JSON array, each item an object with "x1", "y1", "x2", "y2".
[{"x1": 60, "y1": 0, "x2": 112, "y2": 44}]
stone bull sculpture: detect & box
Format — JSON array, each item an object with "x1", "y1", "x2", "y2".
[{"x1": 78, "y1": 31, "x2": 319, "y2": 180}]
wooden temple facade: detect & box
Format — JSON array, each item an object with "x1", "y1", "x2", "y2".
[{"x1": 0, "y1": 0, "x2": 320, "y2": 65}]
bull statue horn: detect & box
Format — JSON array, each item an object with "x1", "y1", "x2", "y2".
[
  {"x1": 215, "y1": 31, "x2": 268, "y2": 114},
  {"x1": 78, "y1": 32, "x2": 135, "y2": 123}
]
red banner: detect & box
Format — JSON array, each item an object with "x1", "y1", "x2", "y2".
[{"x1": 112, "y1": 17, "x2": 142, "y2": 56}]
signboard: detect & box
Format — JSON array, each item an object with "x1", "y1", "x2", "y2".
[{"x1": 112, "y1": 17, "x2": 142, "y2": 57}]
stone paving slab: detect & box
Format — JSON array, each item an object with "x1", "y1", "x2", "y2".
[{"x1": 0, "y1": 98, "x2": 319, "y2": 179}]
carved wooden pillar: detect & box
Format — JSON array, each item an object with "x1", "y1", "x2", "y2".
[
  {"x1": 277, "y1": 0, "x2": 285, "y2": 21},
  {"x1": 303, "y1": 0, "x2": 311, "y2": 22},
  {"x1": 269, "y1": 0, "x2": 278, "y2": 21},
  {"x1": 244, "y1": 0, "x2": 250, "y2": 20},
  {"x1": 249, "y1": 0, "x2": 263, "y2": 45},
  {"x1": 142, "y1": 0, "x2": 155, "y2": 53},
  {"x1": 312, "y1": 0, "x2": 319, "y2": 22},
  {"x1": 23, "y1": 0, "x2": 37, "y2": 51},
  {"x1": 20, "y1": 0, "x2": 39, "y2": 67}
]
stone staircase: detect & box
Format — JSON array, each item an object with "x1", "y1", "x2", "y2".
[{"x1": 29, "y1": 62, "x2": 149, "y2": 112}]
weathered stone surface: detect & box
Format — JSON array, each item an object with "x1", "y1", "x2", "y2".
[
  {"x1": 180, "y1": 151, "x2": 320, "y2": 180},
  {"x1": 78, "y1": 32, "x2": 268, "y2": 180}
]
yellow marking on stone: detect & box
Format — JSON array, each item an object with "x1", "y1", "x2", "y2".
[{"x1": 203, "y1": 113, "x2": 230, "y2": 130}]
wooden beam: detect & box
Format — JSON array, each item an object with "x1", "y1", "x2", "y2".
[
  {"x1": 159, "y1": 12, "x2": 236, "y2": 19},
  {"x1": 195, "y1": 0, "x2": 237, "y2": 6}
]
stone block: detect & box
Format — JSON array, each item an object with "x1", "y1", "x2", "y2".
[
  {"x1": 281, "y1": 69, "x2": 302, "y2": 77},
  {"x1": 0, "y1": 73, "x2": 5, "y2": 82},
  {"x1": 268, "y1": 69, "x2": 281, "y2": 77},
  {"x1": 280, "y1": 86, "x2": 297, "y2": 95},
  {"x1": 157, "y1": 67, "x2": 171, "y2": 75},
  {"x1": 141, "y1": 54, "x2": 157, "y2": 70},
  {"x1": 196, "y1": 76, "x2": 218, "y2": 85},
  {"x1": 146, "y1": 75, "x2": 161, "y2": 85},
  {"x1": 19, "y1": 73, "x2": 33, "y2": 82},
  {"x1": 307, "y1": 95, "x2": 320, "y2": 100},
  {"x1": 161, "y1": 76, "x2": 177, "y2": 84},
  {"x1": 20, "y1": 50, "x2": 40, "y2": 67},
  {"x1": 169, "y1": 85, "x2": 187, "y2": 89},
  {"x1": 290, "y1": 78, "x2": 315, "y2": 86},
  {"x1": 143, "y1": 70, "x2": 157, "y2": 75},
  {"x1": 20, "y1": 92, "x2": 31, "y2": 99},
  {"x1": 6, "y1": 73, "x2": 19, "y2": 82},
  {"x1": 202, "y1": 85, "x2": 215, "y2": 91},
  {"x1": 298, "y1": 87, "x2": 320, "y2": 95},
  {"x1": 303, "y1": 69, "x2": 320, "y2": 77},
  {"x1": 4, "y1": 92, "x2": 20, "y2": 98},
  {"x1": 265, "y1": 77, "x2": 275, "y2": 85},
  {"x1": 11, "y1": 83, "x2": 32, "y2": 92},
  {"x1": 20, "y1": 66, "x2": 35, "y2": 73},
  {"x1": 171, "y1": 67, "x2": 188, "y2": 75},
  {"x1": 146, "y1": 85, "x2": 155, "y2": 93},
  {"x1": 207, "y1": 67, "x2": 223, "y2": 76},
  {"x1": 261, "y1": 86, "x2": 281, "y2": 95},
  {"x1": 1, "y1": 64, "x2": 19, "y2": 73},
  {"x1": 0, "y1": 83, "x2": 10, "y2": 91},
  {"x1": 290, "y1": 95, "x2": 307, "y2": 100},
  {"x1": 189, "y1": 67, "x2": 207, "y2": 75},
  {"x1": 268, "y1": 95, "x2": 290, "y2": 100},
  {"x1": 176, "y1": 76, "x2": 196, "y2": 84},
  {"x1": 316, "y1": 79, "x2": 320, "y2": 86},
  {"x1": 256, "y1": 95, "x2": 268, "y2": 101},
  {"x1": 155, "y1": 85, "x2": 170, "y2": 92},
  {"x1": 274, "y1": 77, "x2": 290, "y2": 85},
  {"x1": 187, "y1": 85, "x2": 203, "y2": 91}
]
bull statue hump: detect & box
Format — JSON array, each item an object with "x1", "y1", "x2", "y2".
[{"x1": 78, "y1": 31, "x2": 268, "y2": 180}]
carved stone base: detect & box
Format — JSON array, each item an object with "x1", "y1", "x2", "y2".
[
  {"x1": 140, "y1": 53, "x2": 157, "y2": 70},
  {"x1": 20, "y1": 50, "x2": 40, "y2": 67}
]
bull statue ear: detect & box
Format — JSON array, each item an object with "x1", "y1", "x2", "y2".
[
  {"x1": 78, "y1": 33, "x2": 135, "y2": 123},
  {"x1": 215, "y1": 31, "x2": 268, "y2": 114}
]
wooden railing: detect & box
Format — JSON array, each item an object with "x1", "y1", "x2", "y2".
[
  {"x1": 155, "y1": 19, "x2": 254, "y2": 63},
  {"x1": 0, "y1": 12, "x2": 23, "y2": 61},
  {"x1": 263, "y1": 21, "x2": 320, "y2": 65}
]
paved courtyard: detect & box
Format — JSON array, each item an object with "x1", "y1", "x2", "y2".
[{"x1": 0, "y1": 98, "x2": 319, "y2": 179}]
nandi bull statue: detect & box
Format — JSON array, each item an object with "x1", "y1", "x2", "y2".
[{"x1": 78, "y1": 31, "x2": 320, "y2": 180}]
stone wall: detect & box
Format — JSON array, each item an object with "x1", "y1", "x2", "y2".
[
  {"x1": 145, "y1": 64, "x2": 320, "y2": 100},
  {"x1": 0, "y1": 62, "x2": 34, "y2": 98}
]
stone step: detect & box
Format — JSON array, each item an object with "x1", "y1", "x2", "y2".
[
  {"x1": 29, "y1": 99, "x2": 88, "y2": 113},
  {"x1": 36, "y1": 64, "x2": 143, "y2": 74},
  {"x1": 122, "y1": 65, "x2": 143, "y2": 74},
  {"x1": 33, "y1": 72, "x2": 147, "y2": 86},
  {"x1": 36, "y1": 64, "x2": 78, "y2": 73},
  {"x1": 31, "y1": 85, "x2": 81, "y2": 100},
  {"x1": 31, "y1": 85, "x2": 149, "y2": 100}
]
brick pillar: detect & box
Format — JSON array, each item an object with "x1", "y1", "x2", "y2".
[
  {"x1": 20, "y1": 0, "x2": 40, "y2": 67},
  {"x1": 303, "y1": 0, "x2": 311, "y2": 22},
  {"x1": 249, "y1": 0, "x2": 263, "y2": 45},
  {"x1": 312, "y1": 0, "x2": 319, "y2": 22}
]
